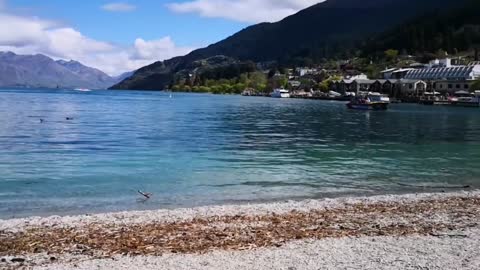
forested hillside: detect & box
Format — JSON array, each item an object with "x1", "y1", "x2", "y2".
[
  {"x1": 112, "y1": 0, "x2": 470, "y2": 91},
  {"x1": 363, "y1": 0, "x2": 480, "y2": 56}
]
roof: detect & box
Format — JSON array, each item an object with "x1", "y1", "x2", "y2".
[
  {"x1": 381, "y1": 68, "x2": 397, "y2": 73},
  {"x1": 410, "y1": 63, "x2": 426, "y2": 67},
  {"x1": 405, "y1": 66, "x2": 475, "y2": 80},
  {"x1": 393, "y1": 68, "x2": 414, "y2": 73},
  {"x1": 354, "y1": 79, "x2": 376, "y2": 84},
  {"x1": 398, "y1": 79, "x2": 426, "y2": 84}
]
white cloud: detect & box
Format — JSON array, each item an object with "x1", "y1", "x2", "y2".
[
  {"x1": 0, "y1": 9, "x2": 195, "y2": 75},
  {"x1": 101, "y1": 3, "x2": 136, "y2": 12},
  {"x1": 133, "y1": 37, "x2": 193, "y2": 60},
  {"x1": 45, "y1": 28, "x2": 115, "y2": 58},
  {"x1": 166, "y1": 0, "x2": 323, "y2": 23},
  {"x1": 0, "y1": 13, "x2": 54, "y2": 46}
]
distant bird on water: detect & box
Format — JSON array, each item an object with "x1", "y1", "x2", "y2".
[{"x1": 66, "y1": 117, "x2": 74, "y2": 120}]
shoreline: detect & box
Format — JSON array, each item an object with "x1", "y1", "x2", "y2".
[
  {"x1": 1, "y1": 190, "x2": 479, "y2": 269},
  {"x1": 1, "y1": 190, "x2": 478, "y2": 232}
]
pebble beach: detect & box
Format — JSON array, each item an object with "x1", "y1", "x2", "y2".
[{"x1": 1, "y1": 190, "x2": 479, "y2": 269}]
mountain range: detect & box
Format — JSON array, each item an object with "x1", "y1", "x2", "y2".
[
  {"x1": 0, "y1": 52, "x2": 131, "y2": 89},
  {"x1": 112, "y1": 0, "x2": 469, "y2": 90}
]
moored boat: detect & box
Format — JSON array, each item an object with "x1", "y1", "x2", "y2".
[
  {"x1": 419, "y1": 92, "x2": 442, "y2": 105},
  {"x1": 270, "y1": 88, "x2": 290, "y2": 98},
  {"x1": 346, "y1": 92, "x2": 390, "y2": 110},
  {"x1": 449, "y1": 91, "x2": 480, "y2": 107}
]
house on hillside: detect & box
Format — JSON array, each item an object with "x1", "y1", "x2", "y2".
[
  {"x1": 288, "y1": 80, "x2": 301, "y2": 88},
  {"x1": 296, "y1": 67, "x2": 319, "y2": 77}
]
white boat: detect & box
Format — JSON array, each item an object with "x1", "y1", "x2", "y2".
[
  {"x1": 270, "y1": 89, "x2": 290, "y2": 98},
  {"x1": 449, "y1": 91, "x2": 480, "y2": 107},
  {"x1": 367, "y1": 92, "x2": 391, "y2": 103},
  {"x1": 74, "y1": 88, "x2": 91, "y2": 92}
]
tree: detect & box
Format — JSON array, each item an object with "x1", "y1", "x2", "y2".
[
  {"x1": 470, "y1": 80, "x2": 480, "y2": 91},
  {"x1": 233, "y1": 83, "x2": 246, "y2": 94},
  {"x1": 365, "y1": 65, "x2": 380, "y2": 79},
  {"x1": 249, "y1": 71, "x2": 267, "y2": 90},
  {"x1": 318, "y1": 81, "x2": 329, "y2": 92},
  {"x1": 384, "y1": 49, "x2": 399, "y2": 61},
  {"x1": 436, "y1": 49, "x2": 447, "y2": 58}
]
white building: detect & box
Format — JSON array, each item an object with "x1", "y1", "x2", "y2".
[
  {"x1": 288, "y1": 80, "x2": 301, "y2": 87},
  {"x1": 346, "y1": 74, "x2": 369, "y2": 80},
  {"x1": 427, "y1": 58, "x2": 452, "y2": 68},
  {"x1": 296, "y1": 68, "x2": 318, "y2": 77}
]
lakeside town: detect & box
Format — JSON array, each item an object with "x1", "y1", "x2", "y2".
[
  {"x1": 242, "y1": 55, "x2": 480, "y2": 107},
  {"x1": 2, "y1": 0, "x2": 480, "y2": 268}
]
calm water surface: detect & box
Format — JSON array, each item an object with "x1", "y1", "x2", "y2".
[{"x1": 0, "y1": 89, "x2": 479, "y2": 218}]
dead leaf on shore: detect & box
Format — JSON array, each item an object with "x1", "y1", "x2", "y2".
[{"x1": 0, "y1": 196, "x2": 479, "y2": 259}]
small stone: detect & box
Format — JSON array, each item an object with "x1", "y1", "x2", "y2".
[
  {"x1": 1, "y1": 258, "x2": 6, "y2": 263},
  {"x1": 50, "y1": 256, "x2": 57, "y2": 261},
  {"x1": 11, "y1": 258, "x2": 26, "y2": 263}
]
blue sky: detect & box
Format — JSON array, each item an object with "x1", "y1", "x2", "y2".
[
  {"x1": 9, "y1": 0, "x2": 247, "y2": 47},
  {"x1": 0, "y1": 0, "x2": 321, "y2": 74}
]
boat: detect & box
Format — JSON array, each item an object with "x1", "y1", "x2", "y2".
[
  {"x1": 74, "y1": 88, "x2": 91, "y2": 92},
  {"x1": 346, "y1": 92, "x2": 390, "y2": 110},
  {"x1": 449, "y1": 91, "x2": 480, "y2": 107},
  {"x1": 270, "y1": 89, "x2": 290, "y2": 98},
  {"x1": 419, "y1": 92, "x2": 445, "y2": 105}
]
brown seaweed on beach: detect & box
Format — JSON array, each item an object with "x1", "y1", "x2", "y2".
[{"x1": 1, "y1": 196, "x2": 479, "y2": 260}]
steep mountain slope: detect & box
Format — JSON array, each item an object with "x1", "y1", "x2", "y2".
[
  {"x1": 113, "y1": 71, "x2": 135, "y2": 83},
  {"x1": 363, "y1": 0, "x2": 480, "y2": 56},
  {"x1": 0, "y1": 52, "x2": 124, "y2": 89},
  {"x1": 56, "y1": 60, "x2": 115, "y2": 88},
  {"x1": 112, "y1": 0, "x2": 461, "y2": 90}
]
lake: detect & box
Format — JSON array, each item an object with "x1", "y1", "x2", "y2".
[{"x1": 0, "y1": 89, "x2": 479, "y2": 218}]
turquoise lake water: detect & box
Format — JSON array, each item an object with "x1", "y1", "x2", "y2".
[{"x1": 0, "y1": 89, "x2": 479, "y2": 218}]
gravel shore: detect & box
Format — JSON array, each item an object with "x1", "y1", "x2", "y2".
[
  {"x1": 34, "y1": 227, "x2": 480, "y2": 270},
  {"x1": 1, "y1": 190, "x2": 479, "y2": 269},
  {"x1": 2, "y1": 190, "x2": 479, "y2": 233}
]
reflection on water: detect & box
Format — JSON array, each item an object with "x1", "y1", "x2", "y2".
[{"x1": 0, "y1": 89, "x2": 479, "y2": 218}]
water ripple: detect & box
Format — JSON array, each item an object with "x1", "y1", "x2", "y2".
[{"x1": 0, "y1": 89, "x2": 479, "y2": 217}]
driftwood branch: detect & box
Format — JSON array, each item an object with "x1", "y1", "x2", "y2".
[
  {"x1": 397, "y1": 183, "x2": 471, "y2": 189},
  {"x1": 137, "y1": 190, "x2": 152, "y2": 199}
]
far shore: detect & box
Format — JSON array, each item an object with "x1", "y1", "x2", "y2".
[{"x1": 1, "y1": 190, "x2": 479, "y2": 269}]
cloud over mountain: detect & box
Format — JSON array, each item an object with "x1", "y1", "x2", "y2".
[
  {"x1": 167, "y1": 0, "x2": 323, "y2": 23},
  {"x1": 0, "y1": 3, "x2": 194, "y2": 75}
]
